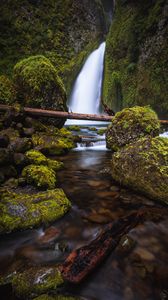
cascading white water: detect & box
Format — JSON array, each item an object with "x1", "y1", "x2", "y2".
[{"x1": 66, "y1": 42, "x2": 106, "y2": 125}]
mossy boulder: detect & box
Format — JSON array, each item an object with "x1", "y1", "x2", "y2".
[
  {"x1": 25, "y1": 150, "x2": 64, "y2": 171},
  {"x1": 25, "y1": 150, "x2": 48, "y2": 165},
  {"x1": 0, "y1": 75, "x2": 16, "y2": 105},
  {"x1": 106, "y1": 106, "x2": 160, "y2": 151},
  {"x1": 32, "y1": 132, "x2": 75, "y2": 156},
  {"x1": 111, "y1": 136, "x2": 168, "y2": 203},
  {"x1": 22, "y1": 165, "x2": 56, "y2": 189},
  {"x1": 13, "y1": 55, "x2": 67, "y2": 128},
  {"x1": 0, "y1": 189, "x2": 71, "y2": 234},
  {"x1": 12, "y1": 266, "x2": 64, "y2": 298}
]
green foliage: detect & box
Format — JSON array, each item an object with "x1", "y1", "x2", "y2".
[
  {"x1": 0, "y1": 75, "x2": 16, "y2": 104},
  {"x1": 103, "y1": 0, "x2": 168, "y2": 118}
]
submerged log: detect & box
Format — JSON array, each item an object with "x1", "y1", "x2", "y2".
[
  {"x1": 0, "y1": 104, "x2": 167, "y2": 123},
  {"x1": 59, "y1": 207, "x2": 168, "y2": 284},
  {"x1": 59, "y1": 212, "x2": 143, "y2": 283}
]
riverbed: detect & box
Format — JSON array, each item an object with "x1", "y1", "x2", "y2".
[{"x1": 0, "y1": 126, "x2": 168, "y2": 300}]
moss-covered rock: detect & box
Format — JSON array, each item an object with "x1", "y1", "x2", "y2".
[
  {"x1": 106, "y1": 106, "x2": 160, "y2": 151},
  {"x1": 13, "y1": 55, "x2": 67, "y2": 128},
  {"x1": 66, "y1": 125, "x2": 80, "y2": 132},
  {"x1": 0, "y1": 75, "x2": 16, "y2": 105},
  {"x1": 12, "y1": 266, "x2": 64, "y2": 298},
  {"x1": 25, "y1": 150, "x2": 64, "y2": 171},
  {"x1": 25, "y1": 150, "x2": 48, "y2": 165},
  {"x1": 32, "y1": 132, "x2": 75, "y2": 156},
  {"x1": 111, "y1": 136, "x2": 168, "y2": 203},
  {"x1": 22, "y1": 165, "x2": 56, "y2": 189},
  {"x1": 0, "y1": 189, "x2": 71, "y2": 234},
  {"x1": 103, "y1": 0, "x2": 168, "y2": 118}
]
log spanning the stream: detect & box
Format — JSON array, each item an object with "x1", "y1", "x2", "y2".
[
  {"x1": 0, "y1": 104, "x2": 168, "y2": 123},
  {"x1": 0, "y1": 104, "x2": 113, "y2": 122}
]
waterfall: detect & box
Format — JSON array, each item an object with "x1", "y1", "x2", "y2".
[{"x1": 66, "y1": 42, "x2": 106, "y2": 125}]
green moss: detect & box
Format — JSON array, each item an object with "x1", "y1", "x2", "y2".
[
  {"x1": 106, "y1": 106, "x2": 160, "y2": 150},
  {"x1": 12, "y1": 266, "x2": 64, "y2": 298},
  {"x1": 32, "y1": 132, "x2": 75, "y2": 156},
  {"x1": 25, "y1": 150, "x2": 47, "y2": 165},
  {"x1": 111, "y1": 136, "x2": 168, "y2": 203},
  {"x1": 97, "y1": 128, "x2": 106, "y2": 135},
  {"x1": 103, "y1": 0, "x2": 168, "y2": 118},
  {"x1": 47, "y1": 159, "x2": 64, "y2": 172},
  {"x1": 0, "y1": 189, "x2": 71, "y2": 234},
  {"x1": 22, "y1": 164, "x2": 56, "y2": 189},
  {"x1": 13, "y1": 55, "x2": 67, "y2": 127},
  {"x1": 66, "y1": 125, "x2": 80, "y2": 132},
  {"x1": 0, "y1": 75, "x2": 16, "y2": 105}
]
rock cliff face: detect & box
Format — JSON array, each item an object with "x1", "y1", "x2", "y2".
[
  {"x1": 0, "y1": 0, "x2": 106, "y2": 94},
  {"x1": 103, "y1": 0, "x2": 168, "y2": 118}
]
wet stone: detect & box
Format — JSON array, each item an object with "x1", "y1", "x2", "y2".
[
  {"x1": 37, "y1": 227, "x2": 60, "y2": 246},
  {"x1": 12, "y1": 266, "x2": 64, "y2": 298}
]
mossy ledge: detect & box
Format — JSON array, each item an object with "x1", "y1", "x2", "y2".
[
  {"x1": 111, "y1": 136, "x2": 168, "y2": 204},
  {"x1": 0, "y1": 189, "x2": 71, "y2": 234}
]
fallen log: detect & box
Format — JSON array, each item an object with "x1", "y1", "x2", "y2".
[
  {"x1": 0, "y1": 104, "x2": 167, "y2": 123},
  {"x1": 59, "y1": 207, "x2": 168, "y2": 284},
  {"x1": 0, "y1": 104, "x2": 113, "y2": 122},
  {"x1": 59, "y1": 211, "x2": 142, "y2": 283}
]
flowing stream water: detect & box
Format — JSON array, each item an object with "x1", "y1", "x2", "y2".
[{"x1": 0, "y1": 127, "x2": 167, "y2": 300}]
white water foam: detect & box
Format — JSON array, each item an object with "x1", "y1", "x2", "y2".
[
  {"x1": 160, "y1": 131, "x2": 168, "y2": 138},
  {"x1": 66, "y1": 42, "x2": 106, "y2": 125}
]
